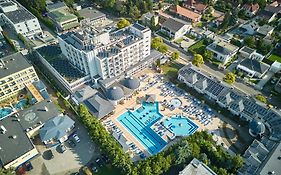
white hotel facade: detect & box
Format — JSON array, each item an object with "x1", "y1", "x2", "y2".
[{"x1": 58, "y1": 23, "x2": 151, "y2": 84}]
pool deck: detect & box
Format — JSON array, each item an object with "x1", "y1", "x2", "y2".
[{"x1": 103, "y1": 70, "x2": 224, "y2": 160}]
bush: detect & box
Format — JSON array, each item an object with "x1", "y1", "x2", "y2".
[
  {"x1": 256, "y1": 94, "x2": 267, "y2": 104},
  {"x1": 223, "y1": 72, "x2": 236, "y2": 84},
  {"x1": 117, "y1": 18, "x2": 131, "y2": 29}
]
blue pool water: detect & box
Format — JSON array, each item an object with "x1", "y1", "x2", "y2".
[
  {"x1": 14, "y1": 99, "x2": 28, "y2": 110},
  {"x1": 0, "y1": 107, "x2": 12, "y2": 120},
  {"x1": 163, "y1": 116, "x2": 198, "y2": 136},
  {"x1": 118, "y1": 102, "x2": 167, "y2": 155}
]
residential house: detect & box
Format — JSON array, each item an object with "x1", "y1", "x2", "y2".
[
  {"x1": 179, "y1": 158, "x2": 217, "y2": 175},
  {"x1": 206, "y1": 39, "x2": 239, "y2": 65},
  {"x1": 274, "y1": 76, "x2": 281, "y2": 93},
  {"x1": 258, "y1": 2, "x2": 281, "y2": 23},
  {"x1": 47, "y1": 1, "x2": 79, "y2": 32},
  {"x1": 170, "y1": 5, "x2": 201, "y2": 23},
  {"x1": 182, "y1": 0, "x2": 208, "y2": 14},
  {"x1": 78, "y1": 7, "x2": 106, "y2": 26},
  {"x1": 242, "y1": 3, "x2": 260, "y2": 17},
  {"x1": 160, "y1": 18, "x2": 191, "y2": 40},
  {"x1": 236, "y1": 59, "x2": 270, "y2": 78},
  {"x1": 240, "y1": 20, "x2": 259, "y2": 35},
  {"x1": 239, "y1": 46, "x2": 264, "y2": 61},
  {"x1": 39, "y1": 115, "x2": 75, "y2": 145},
  {"x1": 142, "y1": 12, "x2": 159, "y2": 27},
  {"x1": 256, "y1": 25, "x2": 275, "y2": 37}
]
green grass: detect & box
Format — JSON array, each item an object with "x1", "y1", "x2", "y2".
[
  {"x1": 161, "y1": 63, "x2": 180, "y2": 79},
  {"x1": 95, "y1": 165, "x2": 122, "y2": 175},
  {"x1": 268, "y1": 54, "x2": 281, "y2": 63},
  {"x1": 188, "y1": 40, "x2": 206, "y2": 55}
]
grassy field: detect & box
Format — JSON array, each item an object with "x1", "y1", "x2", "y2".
[{"x1": 268, "y1": 54, "x2": 281, "y2": 63}]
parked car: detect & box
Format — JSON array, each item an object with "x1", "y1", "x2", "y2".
[
  {"x1": 73, "y1": 134, "x2": 80, "y2": 143},
  {"x1": 57, "y1": 144, "x2": 66, "y2": 153}
]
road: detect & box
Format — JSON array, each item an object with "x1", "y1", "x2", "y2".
[{"x1": 164, "y1": 40, "x2": 261, "y2": 97}]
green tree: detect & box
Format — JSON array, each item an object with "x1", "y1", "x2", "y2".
[
  {"x1": 223, "y1": 72, "x2": 236, "y2": 84},
  {"x1": 158, "y1": 45, "x2": 168, "y2": 53},
  {"x1": 129, "y1": 5, "x2": 141, "y2": 19},
  {"x1": 175, "y1": 140, "x2": 192, "y2": 164},
  {"x1": 117, "y1": 18, "x2": 131, "y2": 29},
  {"x1": 0, "y1": 168, "x2": 15, "y2": 175},
  {"x1": 203, "y1": 50, "x2": 213, "y2": 60},
  {"x1": 151, "y1": 37, "x2": 163, "y2": 49},
  {"x1": 232, "y1": 155, "x2": 244, "y2": 172},
  {"x1": 171, "y1": 51, "x2": 179, "y2": 60},
  {"x1": 244, "y1": 36, "x2": 255, "y2": 48},
  {"x1": 192, "y1": 54, "x2": 204, "y2": 67},
  {"x1": 256, "y1": 94, "x2": 267, "y2": 104}
]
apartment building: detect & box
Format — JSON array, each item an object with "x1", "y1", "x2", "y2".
[
  {"x1": 0, "y1": 52, "x2": 38, "y2": 102},
  {"x1": 0, "y1": 0, "x2": 42, "y2": 37},
  {"x1": 58, "y1": 23, "x2": 151, "y2": 84}
]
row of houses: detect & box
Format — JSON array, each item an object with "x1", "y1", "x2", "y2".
[{"x1": 178, "y1": 64, "x2": 281, "y2": 141}]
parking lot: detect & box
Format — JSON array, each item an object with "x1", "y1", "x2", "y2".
[{"x1": 27, "y1": 121, "x2": 98, "y2": 175}]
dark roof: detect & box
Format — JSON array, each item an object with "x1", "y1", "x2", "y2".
[
  {"x1": 239, "y1": 59, "x2": 270, "y2": 74},
  {"x1": 39, "y1": 115, "x2": 74, "y2": 142},
  {"x1": 78, "y1": 7, "x2": 105, "y2": 21},
  {"x1": 84, "y1": 93, "x2": 115, "y2": 119},
  {"x1": 123, "y1": 77, "x2": 140, "y2": 90},
  {"x1": 4, "y1": 7, "x2": 35, "y2": 24},
  {"x1": 259, "y1": 141, "x2": 281, "y2": 175},
  {"x1": 145, "y1": 94, "x2": 156, "y2": 103},
  {"x1": 106, "y1": 86, "x2": 124, "y2": 101},
  {"x1": 0, "y1": 52, "x2": 33, "y2": 79},
  {"x1": 162, "y1": 18, "x2": 186, "y2": 33},
  {"x1": 18, "y1": 100, "x2": 60, "y2": 131},
  {"x1": 132, "y1": 23, "x2": 147, "y2": 31},
  {"x1": 265, "y1": 5, "x2": 281, "y2": 13},
  {"x1": 258, "y1": 10, "x2": 275, "y2": 19},
  {"x1": 249, "y1": 118, "x2": 265, "y2": 135},
  {"x1": 0, "y1": 117, "x2": 35, "y2": 167}
]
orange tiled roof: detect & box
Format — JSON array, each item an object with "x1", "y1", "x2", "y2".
[
  {"x1": 194, "y1": 3, "x2": 207, "y2": 12},
  {"x1": 243, "y1": 3, "x2": 260, "y2": 12},
  {"x1": 173, "y1": 5, "x2": 201, "y2": 21}
]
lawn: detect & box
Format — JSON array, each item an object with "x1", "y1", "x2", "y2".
[
  {"x1": 161, "y1": 63, "x2": 181, "y2": 80},
  {"x1": 95, "y1": 165, "x2": 122, "y2": 175},
  {"x1": 188, "y1": 40, "x2": 206, "y2": 54},
  {"x1": 268, "y1": 54, "x2": 281, "y2": 63}
]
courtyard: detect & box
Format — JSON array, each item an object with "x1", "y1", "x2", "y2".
[{"x1": 102, "y1": 70, "x2": 236, "y2": 160}]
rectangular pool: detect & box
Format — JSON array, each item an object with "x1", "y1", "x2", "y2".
[{"x1": 118, "y1": 102, "x2": 167, "y2": 155}]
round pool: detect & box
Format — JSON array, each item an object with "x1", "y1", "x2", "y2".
[
  {"x1": 170, "y1": 98, "x2": 182, "y2": 108},
  {"x1": 0, "y1": 107, "x2": 13, "y2": 119}
]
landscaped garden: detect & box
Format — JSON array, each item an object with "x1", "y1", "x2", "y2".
[{"x1": 268, "y1": 54, "x2": 281, "y2": 63}]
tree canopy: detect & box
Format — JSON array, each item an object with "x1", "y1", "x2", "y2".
[
  {"x1": 223, "y1": 72, "x2": 236, "y2": 84},
  {"x1": 117, "y1": 18, "x2": 131, "y2": 29},
  {"x1": 171, "y1": 51, "x2": 180, "y2": 60},
  {"x1": 192, "y1": 54, "x2": 204, "y2": 67}
]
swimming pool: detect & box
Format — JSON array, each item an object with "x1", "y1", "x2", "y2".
[
  {"x1": 14, "y1": 99, "x2": 28, "y2": 110},
  {"x1": 118, "y1": 102, "x2": 167, "y2": 155},
  {"x1": 163, "y1": 115, "x2": 198, "y2": 136},
  {"x1": 0, "y1": 107, "x2": 13, "y2": 120}
]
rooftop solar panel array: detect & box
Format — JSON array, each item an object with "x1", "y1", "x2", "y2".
[{"x1": 178, "y1": 64, "x2": 281, "y2": 141}]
